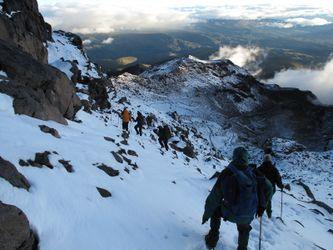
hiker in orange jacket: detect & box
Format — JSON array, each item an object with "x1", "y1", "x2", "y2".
[{"x1": 122, "y1": 107, "x2": 131, "y2": 132}]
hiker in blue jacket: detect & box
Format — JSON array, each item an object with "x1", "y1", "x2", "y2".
[{"x1": 202, "y1": 147, "x2": 272, "y2": 250}]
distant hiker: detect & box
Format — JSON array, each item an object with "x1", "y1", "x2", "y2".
[
  {"x1": 202, "y1": 147, "x2": 272, "y2": 250},
  {"x1": 158, "y1": 124, "x2": 172, "y2": 151},
  {"x1": 263, "y1": 139, "x2": 274, "y2": 156},
  {"x1": 258, "y1": 154, "x2": 290, "y2": 218},
  {"x1": 121, "y1": 107, "x2": 131, "y2": 132},
  {"x1": 146, "y1": 114, "x2": 156, "y2": 127},
  {"x1": 134, "y1": 111, "x2": 145, "y2": 136}
]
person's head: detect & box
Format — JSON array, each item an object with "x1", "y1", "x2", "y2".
[
  {"x1": 263, "y1": 154, "x2": 272, "y2": 163},
  {"x1": 232, "y1": 147, "x2": 249, "y2": 168}
]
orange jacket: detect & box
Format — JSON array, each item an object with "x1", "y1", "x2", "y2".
[{"x1": 122, "y1": 110, "x2": 131, "y2": 123}]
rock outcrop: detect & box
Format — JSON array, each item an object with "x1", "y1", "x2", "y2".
[
  {"x1": 0, "y1": 0, "x2": 81, "y2": 124},
  {"x1": 0, "y1": 0, "x2": 51, "y2": 64},
  {"x1": 138, "y1": 56, "x2": 333, "y2": 150},
  {"x1": 0, "y1": 202, "x2": 38, "y2": 250},
  {"x1": 0, "y1": 156, "x2": 30, "y2": 191}
]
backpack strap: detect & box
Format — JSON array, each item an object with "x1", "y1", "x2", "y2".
[{"x1": 227, "y1": 164, "x2": 252, "y2": 186}]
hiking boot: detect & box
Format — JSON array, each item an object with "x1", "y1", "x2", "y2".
[
  {"x1": 205, "y1": 231, "x2": 219, "y2": 249},
  {"x1": 267, "y1": 211, "x2": 272, "y2": 219}
]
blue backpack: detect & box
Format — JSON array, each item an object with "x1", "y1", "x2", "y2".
[{"x1": 221, "y1": 164, "x2": 258, "y2": 224}]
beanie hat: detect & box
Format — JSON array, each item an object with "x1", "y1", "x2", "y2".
[
  {"x1": 263, "y1": 154, "x2": 272, "y2": 163},
  {"x1": 232, "y1": 147, "x2": 249, "y2": 167}
]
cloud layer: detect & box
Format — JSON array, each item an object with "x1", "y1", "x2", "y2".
[
  {"x1": 102, "y1": 37, "x2": 114, "y2": 44},
  {"x1": 210, "y1": 45, "x2": 263, "y2": 67},
  {"x1": 39, "y1": 1, "x2": 333, "y2": 34},
  {"x1": 269, "y1": 58, "x2": 333, "y2": 105}
]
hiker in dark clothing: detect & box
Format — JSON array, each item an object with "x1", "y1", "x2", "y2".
[
  {"x1": 134, "y1": 111, "x2": 145, "y2": 136},
  {"x1": 158, "y1": 125, "x2": 172, "y2": 151},
  {"x1": 202, "y1": 147, "x2": 272, "y2": 250},
  {"x1": 258, "y1": 154, "x2": 289, "y2": 218},
  {"x1": 146, "y1": 114, "x2": 156, "y2": 127}
]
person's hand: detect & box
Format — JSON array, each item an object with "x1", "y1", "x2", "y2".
[
  {"x1": 202, "y1": 215, "x2": 208, "y2": 225},
  {"x1": 256, "y1": 206, "x2": 265, "y2": 218},
  {"x1": 284, "y1": 184, "x2": 291, "y2": 191}
]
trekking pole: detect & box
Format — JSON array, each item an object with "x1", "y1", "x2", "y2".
[
  {"x1": 259, "y1": 216, "x2": 263, "y2": 250},
  {"x1": 280, "y1": 188, "x2": 283, "y2": 219}
]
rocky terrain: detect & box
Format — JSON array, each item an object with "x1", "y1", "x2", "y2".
[{"x1": 0, "y1": 0, "x2": 332, "y2": 249}]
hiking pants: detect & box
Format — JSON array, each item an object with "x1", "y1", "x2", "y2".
[
  {"x1": 158, "y1": 138, "x2": 169, "y2": 151},
  {"x1": 134, "y1": 124, "x2": 143, "y2": 136},
  {"x1": 267, "y1": 186, "x2": 276, "y2": 217},
  {"x1": 122, "y1": 122, "x2": 129, "y2": 131},
  {"x1": 209, "y1": 208, "x2": 252, "y2": 250}
]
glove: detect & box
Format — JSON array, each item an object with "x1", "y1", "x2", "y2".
[
  {"x1": 202, "y1": 215, "x2": 208, "y2": 225},
  {"x1": 256, "y1": 206, "x2": 265, "y2": 218},
  {"x1": 284, "y1": 184, "x2": 291, "y2": 191}
]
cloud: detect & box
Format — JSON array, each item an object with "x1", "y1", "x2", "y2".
[
  {"x1": 210, "y1": 45, "x2": 264, "y2": 68},
  {"x1": 39, "y1": 1, "x2": 333, "y2": 33},
  {"x1": 102, "y1": 37, "x2": 114, "y2": 44},
  {"x1": 40, "y1": 1, "x2": 193, "y2": 34},
  {"x1": 286, "y1": 17, "x2": 330, "y2": 26},
  {"x1": 82, "y1": 39, "x2": 92, "y2": 45},
  {"x1": 268, "y1": 58, "x2": 333, "y2": 105}
]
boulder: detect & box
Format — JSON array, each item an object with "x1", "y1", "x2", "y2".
[
  {"x1": 111, "y1": 151, "x2": 123, "y2": 164},
  {"x1": 58, "y1": 159, "x2": 74, "y2": 173},
  {"x1": 97, "y1": 164, "x2": 119, "y2": 177},
  {"x1": 88, "y1": 79, "x2": 111, "y2": 110},
  {"x1": 96, "y1": 187, "x2": 112, "y2": 198},
  {"x1": 19, "y1": 160, "x2": 30, "y2": 167},
  {"x1": 0, "y1": 41, "x2": 81, "y2": 124},
  {"x1": 0, "y1": 202, "x2": 38, "y2": 250},
  {"x1": 127, "y1": 150, "x2": 138, "y2": 157},
  {"x1": 34, "y1": 151, "x2": 53, "y2": 169},
  {"x1": 0, "y1": 157, "x2": 30, "y2": 191},
  {"x1": 39, "y1": 125, "x2": 61, "y2": 138},
  {"x1": 104, "y1": 136, "x2": 115, "y2": 143}
]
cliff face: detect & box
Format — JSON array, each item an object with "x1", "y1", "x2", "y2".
[
  {"x1": 0, "y1": 0, "x2": 51, "y2": 63},
  {"x1": 0, "y1": 0, "x2": 81, "y2": 124}
]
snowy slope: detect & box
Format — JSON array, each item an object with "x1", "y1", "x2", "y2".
[{"x1": 1, "y1": 67, "x2": 332, "y2": 250}]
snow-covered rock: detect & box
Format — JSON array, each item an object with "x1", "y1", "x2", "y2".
[{"x1": 48, "y1": 31, "x2": 101, "y2": 81}]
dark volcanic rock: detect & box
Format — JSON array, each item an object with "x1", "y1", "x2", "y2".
[
  {"x1": 39, "y1": 125, "x2": 61, "y2": 138},
  {"x1": 0, "y1": 41, "x2": 81, "y2": 124},
  {"x1": 0, "y1": 157, "x2": 30, "y2": 191},
  {"x1": 127, "y1": 150, "x2": 138, "y2": 157},
  {"x1": 183, "y1": 145, "x2": 197, "y2": 159},
  {"x1": 111, "y1": 151, "x2": 123, "y2": 164},
  {"x1": 96, "y1": 187, "x2": 112, "y2": 198},
  {"x1": 19, "y1": 159, "x2": 29, "y2": 167},
  {"x1": 0, "y1": 202, "x2": 38, "y2": 250},
  {"x1": 97, "y1": 164, "x2": 119, "y2": 177},
  {"x1": 88, "y1": 79, "x2": 111, "y2": 110},
  {"x1": 104, "y1": 137, "x2": 115, "y2": 143},
  {"x1": 0, "y1": 0, "x2": 52, "y2": 63},
  {"x1": 34, "y1": 151, "x2": 53, "y2": 169},
  {"x1": 58, "y1": 159, "x2": 74, "y2": 173}
]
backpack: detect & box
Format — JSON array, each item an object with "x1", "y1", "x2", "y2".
[{"x1": 221, "y1": 164, "x2": 258, "y2": 224}]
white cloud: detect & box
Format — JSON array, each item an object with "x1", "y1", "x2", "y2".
[
  {"x1": 286, "y1": 17, "x2": 330, "y2": 26},
  {"x1": 102, "y1": 37, "x2": 114, "y2": 44},
  {"x1": 269, "y1": 58, "x2": 333, "y2": 105},
  {"x1": 39, "y1": 1, "x2": 333, "y2": 33},
  {"x1": 210, "y1": 45, "x2": 263, "y2": 67},
  {"x1": 82, "y1": 39, "x2": 92, "y2": 45}
]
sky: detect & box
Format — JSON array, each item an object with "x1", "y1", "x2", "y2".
[{"x1": 38, "y1": 0, "x2": 333, "y2": 34}]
